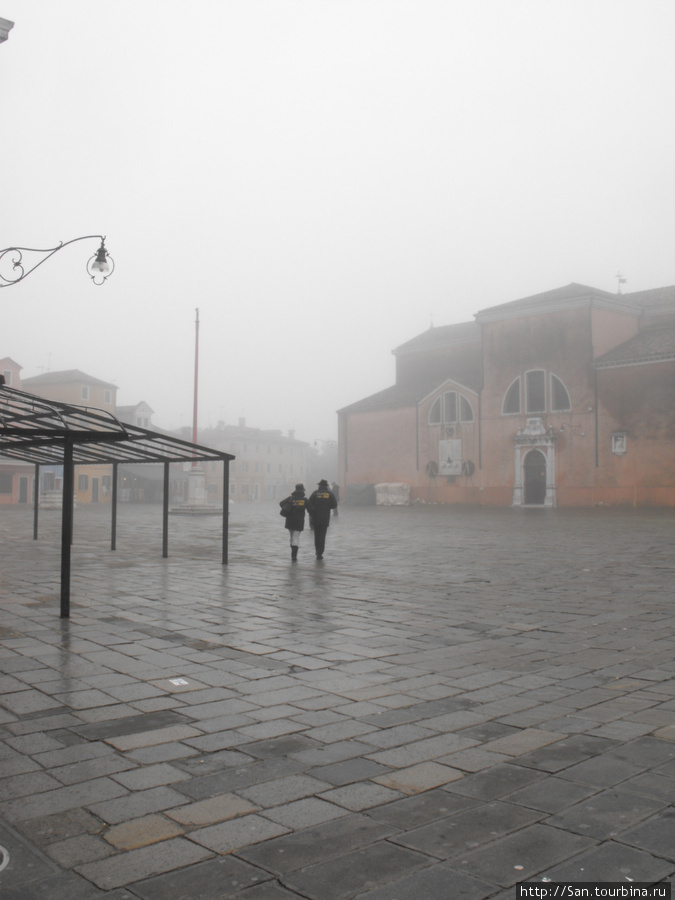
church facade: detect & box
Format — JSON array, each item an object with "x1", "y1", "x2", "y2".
[{"x1": 338, "y1": 283, "x2": 675, "y2": 508}]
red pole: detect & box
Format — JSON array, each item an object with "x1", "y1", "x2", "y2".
[{"x1": 193, "y1": 308, "x2": 199, "y2": 462}]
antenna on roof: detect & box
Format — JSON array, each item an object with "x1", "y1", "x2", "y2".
[
  {"x1": 430, "y1": 311, "x2": 434, "y2": 329},
  {"x1": 616, "y1": 272, "x2": 627, "y2": 295}
]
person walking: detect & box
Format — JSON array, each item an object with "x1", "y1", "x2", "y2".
[
  {"x1": 279, "y1": 483, "x2": 308, "y2": 561},
  {"x1": 307, "y1": 479, "x2": 337, "y2": 560}
]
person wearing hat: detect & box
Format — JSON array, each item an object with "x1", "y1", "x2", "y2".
[
  {"x1": 279, "y1": 483, "x2": 308, "y2": 561},
  {"x1": 307, "y1": 479, "x2": 338, "y2": 560}
]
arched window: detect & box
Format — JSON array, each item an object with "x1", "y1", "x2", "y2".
[
  {"x1": 460, "y1": 395, "x2": 474, "y2": 422},
  {"x1": 551, "y1": 374, "x2": 571, "y2": 411},
  {"x1": 428, "y1": 391, "x2": 474, "y2": 425},
  {"x1": 526, "y1": 370, "x2": 546, "y2": 413},
  {"x1": 503, "y1": 378, "x2": 520, "y2": 414}
]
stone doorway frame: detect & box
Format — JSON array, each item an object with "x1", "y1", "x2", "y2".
[{"x1": 512, "y1": 417, "x2": 557, "y2": 507}]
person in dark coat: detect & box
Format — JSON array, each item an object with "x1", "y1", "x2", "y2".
[
  {"x1": 307, "y1": 479, "x2": 337, "y2": 560},
  {"x1": 280, "y1": 483, "x2": 308, "y2": 561}
]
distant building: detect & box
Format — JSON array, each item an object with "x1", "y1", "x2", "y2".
[
  {"x1": 338, "y1": 283, "x2": 675, "y2": 508},
  {"x1": 0, "y1": 358, "x2": 33, "y2": 504},
  {"x1": 197, "y1": 418, "x2": 311, "y2": 502},
  {"x1": 20, "y1": 369, "x2": 118, "y2": 504}
]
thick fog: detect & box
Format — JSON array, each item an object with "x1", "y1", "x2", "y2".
[{"x1": 2, "y1": 0, "x2": 674, "y2": 443}]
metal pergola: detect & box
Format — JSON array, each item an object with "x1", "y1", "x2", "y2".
[{"x1": 0, "y1": 382, "x2": 234, "y2": 618}]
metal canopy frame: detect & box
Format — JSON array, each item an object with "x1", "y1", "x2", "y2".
[{"x1": 0, "y1": 383, "x2": 234, "y2": 617}]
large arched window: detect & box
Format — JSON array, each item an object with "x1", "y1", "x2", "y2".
[
  {"x1": 502, "y1": 371, "x2": 572, "y2": 415},
  {"x1": 428, "y1": 391, "x2": 474, "y2": 424},
  {"x1": 502, "y1": 378, "x2": 521, "y2": 414},
  {"x1": 551, "y1": 374, "x2": 571, "y2": 411},
  {"x1": 526, "y1": 370, "x2": 546, "y2": 413}
]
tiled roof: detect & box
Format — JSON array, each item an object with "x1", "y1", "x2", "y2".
[
  {"x1": 338, "y1": 372, "x2": 473, "y2": 415},
  {"x1": 22, "y1": 369, "x2": 117, "y2": 389},
  {"x1": 476, "y1": 283, "x2": 618, "y2": 318},
  {"x1": 595, "y1": 325, "x2": 675, "y2": 367},
  {"x1": 622, "y1": 285, "x2": 675, "y2": 309},
  {"x1": 393, "y1": 321, "x2": 481, "y2": 356}
]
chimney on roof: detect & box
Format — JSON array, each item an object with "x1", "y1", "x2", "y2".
[
  {"x1": 238, "y1": 417, "x2": 246, "y2": 428},
  {"x1": 288, "y1": 429, "x2": 295, "y2": 440}
]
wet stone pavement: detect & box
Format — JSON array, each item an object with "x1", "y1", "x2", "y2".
[{"x1": 0, "y1": 500, "x2": 673, "y2": 899}]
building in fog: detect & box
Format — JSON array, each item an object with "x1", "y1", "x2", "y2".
[
  {"x1": 0, "y1": 358, "x2": 34, "y2": 504},
  {"x1": 338, "y1": 283, "x2": 675, "y2": 508},
  {"x1": 197, "y1": 419, "x2": 311, "y2": 503},
  {"x1": 19, "y1": 368, "x2": 118, "y2": 505}
]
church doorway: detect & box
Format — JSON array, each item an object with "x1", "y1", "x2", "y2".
[{"x1": 524, "y1": 449, "x2": 547, "y2": 505}]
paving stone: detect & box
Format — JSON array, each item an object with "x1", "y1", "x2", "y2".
[
  {"x1": 366, "y1": 731, "x2": 477, "y2": 767},
  {"x1": 354, "y1": 863, "x2": 497, "y2": 900},
  {"x1": 262, "y1": 796, "x2": 349, "y2": 829},
  {"x1": 87, "y1": 786, "x2": 190, "y2": 825},
  {"x1": 453, "y1": 822, "x2": 595, "y2": 887},
  {"x1": 104, "y1": 814, "x2": 184, "y2": 850},
  {"x1": 282, "y1": 841, "x2": 430, "y2": 900},
  {"x1": 318, "y1": 782, "x2": 403, "y2": 811},
  {"x1": 125, "y1": 741, "x2": 201, "y2": 764},
  {"x1": 0, "y1": 777, "x2": 128, "y2": 822},
  {"x1": 390, "y1": 800, "x2": 542, "y2": 859},
  {"x1": 373, "y1": 761, "x2": 464, "y2": 794},
  {"x1": 236, "y1": 813, "x2": 397, "y2": 875},
  {"x1": 177, "y1": 758, "x2": 304, "y2": 799},
  {"x1": 615, "y1": 771, "x2": 675, "y2": 802},
  {"x1": 0, "y1": 771, "x2": 62, "y2": 801},
  {"x1": 546, "y1": 788, "x2": 666, "y2": 840},
  {"x1": 238, "y1": 774, "x2": 333, "y2": 807},
  {"x1": 443, "y1": 762, "x2": 543, "y2": 800},
  {"x1": 0, "y1": 820, "x2": 58, "y2": 894},
  {"x1": 226, "y1": 881, "x2": 305, "y2": 899},
  {"x1": 540, "y1": 840, "x2": 675, "y2": 883},
  {"x1": 187, "y1": 814, "x2": 290, "y2": 852},
  {"x1": 617, "y1": 806, "x2": 675, "y2": 861},
  {"x1": 104, "y1": 724, "x2": 201, "y2": 751},
  {"x1": 130, "y1": 854, "x2": 274, "y2": 899},
  {"x1": 514, "y1": 734, "x2": 621, "y2": 772},
  {"x1": 111, "y1": 762, "x2": 192, "y2": 790},
  {"x1": 166, "y1": 793, "x2": 258, "y2": 826},
  {"x1": 311, "y1": 757, "x2": 392, "y2": 786},
  {"x1": 75, "y1": 836, "x2": 213, "y2": 890},
  {"x1": 45, "y1": 833, "x2": 114, "y2": 867},
  {"x1": 14, "y1": 807, "x2": 104, "y2": 849},
  {"x1": 0, "y1": 870, "x2": 134, "y2": 900},
  {"x1": 2, "y1": 504, "x2": 674, "y2": 896},
  {"x1": 604, "y1": 735, "x2": 675, "y2": 769},
  {"x1": 558, "y1": 754, "x2": 642, "y2": 787},
  {"x1": 506, "y1": 775, "x2": 597, "y2": 813},
  {"x1": 365, "y1": 789, "x2": 479, "y2": 829},
  {"x1": 239, "y1": 734, "x2": 322, "y2": 759}
]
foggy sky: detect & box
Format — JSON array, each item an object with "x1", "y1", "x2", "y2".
[{"x1": 2, "y1": 0, "x2": 674, "y2": 444}]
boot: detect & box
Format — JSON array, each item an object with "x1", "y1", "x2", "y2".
[{"x1": 291, "y1": 545, "x2": 298, "y2": 561}]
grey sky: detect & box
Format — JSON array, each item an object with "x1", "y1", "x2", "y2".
[{"x1": 2, "y1": 0, "x2": 674, "y2": 443}]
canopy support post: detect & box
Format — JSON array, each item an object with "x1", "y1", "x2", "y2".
[
  {"x1": 60, "y1": 439, "x2": 74, "y2": 618},
  {"x1": 222, "y1": 459, "x2": 229, "y2": 564},
  {"x1": 162, "y1": 461, "x2": 169, "y2": 558},
  {"x1": 33, "y1": 463, "x2": 40, "y2": 540},
  {"x1": 111, "y1": 461, "x2": 118, "y2": 550}
]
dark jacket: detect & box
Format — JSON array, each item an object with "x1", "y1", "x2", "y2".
[
  {"x1": 307, "y1": 486, "x2": 337, "y2": 527},
  {"x1": 280, "y1": 490, "x2": 308, "y2": 531}
]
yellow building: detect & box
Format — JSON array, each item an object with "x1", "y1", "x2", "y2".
[{"x1": 22, "y1": 369, "x2": 118, "y2": 505}]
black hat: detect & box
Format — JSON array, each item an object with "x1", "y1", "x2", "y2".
[
  {"x1": 318, "y1": 479, "x2": 329, "y2": 486},
  {"x1": 295, "y1": 483, "x2": 305, "y2": 491}
]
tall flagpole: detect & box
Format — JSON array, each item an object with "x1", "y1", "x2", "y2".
[{"x1": 193, "y1": 308, "x2": 199, "y2": 460}]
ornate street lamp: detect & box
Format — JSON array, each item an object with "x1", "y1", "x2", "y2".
[{"x1": 0, "y1": 235, "x2": 114, "y2": 287}]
